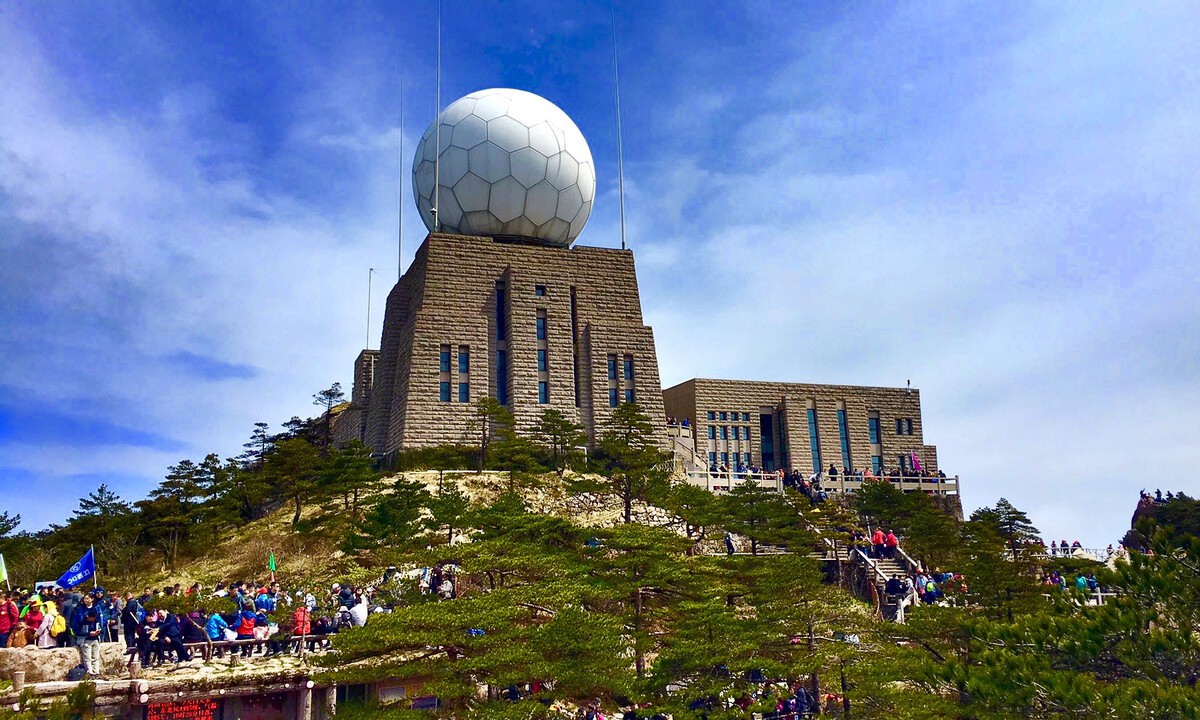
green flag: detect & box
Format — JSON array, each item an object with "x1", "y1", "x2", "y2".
[
  {"x1": 0, "y1": 553, "x2": 7, "y2": 586},
  {"x1": 268, "y1": 551, "x2": 277, "y2": 573}
]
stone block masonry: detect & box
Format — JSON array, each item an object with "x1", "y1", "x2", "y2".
[{"x1": 363, "y1": 233, "x2": 668, "y2": 457}]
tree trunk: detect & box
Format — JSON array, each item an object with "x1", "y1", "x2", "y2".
[
  {"x1": 624, "y1": 482, "x2": 633, "y2": 524},
  {"x1": 293, "y1": 496, "x2": 303, "y2": 528},
  {"x1": 633, "y1": 589, "x2": 645, "y2": 678}
]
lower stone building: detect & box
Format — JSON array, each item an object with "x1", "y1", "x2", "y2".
[
  {"x1": 359, "y1": 232, "x2": 667, "y2": 459},
  {"x1": 663, "y1": 378, "x2": 940, "y2": 477}
]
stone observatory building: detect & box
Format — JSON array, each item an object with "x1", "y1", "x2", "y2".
[{"x1": 353, "y1": 88, "x2": 666, "y2": 460}]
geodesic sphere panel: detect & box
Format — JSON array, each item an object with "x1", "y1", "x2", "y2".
[{"x1": 413, "y1": 88, "x2": 596, "y2": 246}]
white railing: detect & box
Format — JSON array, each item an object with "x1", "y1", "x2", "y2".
[
  {"x1": 683, "y1": 470, "x2": 783, "y2": 494},
  {"x1": 682, "y1": 470, "x2": 959, "y2": 496}
]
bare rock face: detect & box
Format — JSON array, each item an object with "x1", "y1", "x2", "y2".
[{"x1": 0, "y1": 643, "x2": 128, "y2": 682}]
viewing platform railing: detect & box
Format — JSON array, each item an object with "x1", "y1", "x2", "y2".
[{"x1": 683, "y1": 470, "x2": 959, "y2": 496}]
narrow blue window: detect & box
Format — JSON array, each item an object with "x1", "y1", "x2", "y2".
[
  {"x1": 744, "y1": 453, "x2": 751, "y2": 466},
  {"x1": 538, "y1": 381, "x2": 549, "y2": 404},
  {"x1": 439, "y1": 348, "x2": 451, "y2": 373},
  {"x1": 623, "y1": 356, "x2": 634, "y2": 381},
  {"x1": 458, "y1": 348, "x2": 469, "y2": 374},
  {"x1": 871, "y1": 455, "x2": 883, "y2": 473},
  {"x1": 709, "y1": 452, "x2": 716, "y2": 467},
  {"x1": 608, "y1": 356, "x2": 618, "y2": 380},
  {"x1": 868, "y1": 416, "x2": 880, "y2": 444},
  {"x1": 458, "y1": 382, "x2": 469, "y2": 403},
  {"x1": 719, "y1": 412, "x2": 727, "y2": 421},
  {"x1": 608, "y1": 388, "x2": 619, "y2": 407},
  {"x1": 535, "y1": 285, "x2": 546, "y2": 296},
  {"x1": 837, "y1": 409, "x2": 852, "y2": 472},
  {"x1": 495, "y1": 284, "x2": 507, "y2": 341},
  {"x1": 721, "y1": 426, "x2": 729, "y2": 440},
  {"x1": 624, "y1": 388, "x2": 635, "y2": 403},
  {"x1": 496, "y1": 350, "x2": 508, "y2": 405},
  {"x1": 807, "y1": 408, "x2": 822, "y2": 473},
  {"x1": 440, "y1": 381, "x2": 451, "y2": 403},
  {"x1": 707, "y1": 411, "x2": 716, "y2": 421},
  {"x1": 537, "y1": 349, "x2": 547, "y2": 372},
  {"x1": 536, "y1": 315, "x2": 547, "y2": 340},
  {"x1": 721, "y1": 452, "x2": 729, "y2": 466},
  {"x1": 707, "y1": 426, "x2": 716, "y2": 440}
]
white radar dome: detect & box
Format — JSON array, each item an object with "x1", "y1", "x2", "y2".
[{"x1": 413, "y1": 88, "x2": 596, "y2": 246}]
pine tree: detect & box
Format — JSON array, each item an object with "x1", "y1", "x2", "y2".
[
  {"x1": 596, "y1": 402, "x2": 670, "y2": 523},
  {"x1": 532, "y1": 408, "x2": 587, "y2": 477}
]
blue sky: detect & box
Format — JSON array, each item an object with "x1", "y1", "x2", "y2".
[{"x1": 1, "y1": 1, "x2": 1197, "y2": 547}]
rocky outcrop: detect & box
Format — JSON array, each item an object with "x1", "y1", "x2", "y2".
[{"x1": 0, "y1": 643, "x2": 128, "y2": 682}]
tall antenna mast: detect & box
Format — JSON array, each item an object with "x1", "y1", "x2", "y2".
[
  {"x1": 611, "y1": 0, "x2": 628, "y2": 251},
  {"x1": 432, "y1": 0, "x2": 442, "y2": 232},
  {"x1": 366, "y1": 268, "x2": 376, "y2": 349},
  {"x1": 398, "y1": 77, "x2": 405, "y2": 280}
]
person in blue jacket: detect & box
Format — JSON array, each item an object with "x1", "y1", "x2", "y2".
[{"x1": 204, "y1": 609, "x2": 231, "y2": 658}]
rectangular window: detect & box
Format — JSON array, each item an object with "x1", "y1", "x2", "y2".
[
  {"x1": 760, "y1": 413, "x2": 775, "y2": 471},
  {"x1": 539, "y1": 381, "x2": 549, "y2": 404},
  {"x1": 439, "y1": 381, "x2": 451, "y2": 403},
  {"x1": 535, "y1": 285, "x2": 546, "y2": 296},
  {"x1": 709, "y1": 452, "x2": 717, "y2": 467},
  {"x1": 624, "y1": 388, "x2": 635, "y2": 403},
  {"x1": 721, "y1": 426, "x2": 729, "y2": 440},
  {"x1": 458, "y1": 347, "x2": 470, "y2": 374},
  {"x1": 623, "y1": 355, "x2": 634, "y2": 381},
  {"x1": 721, "y1": 452, "x2": 729, "y2": 466},
  {"x1": 807, "y1": 408, "x2": 822, "y2": 473},
  {"x1": 537, "y1": 349, "x2": 548, "y2": 372},
  {"x1": 905, "y1": 418, "x2": 914, "y2": 435},
  {"x1": 744, "y1": 412, "x2": 752, "y2": 421},
  {"x1": 608, "y1": 355, "x2": 618, "y2": 380},
  {"x1": 871, "y1": 455, "x2": 883, "y2": 473},
  {"x1": 707, "y1": 411, "x2": 716, "y2": 421},
  {"x1": 496, "y1": 350, "x2": 508, "y2": 405},
  {"x1": 536, "y1": 313, "x2": 547, "y2": 340},
  {"x1": 609, "y1": 388, "x2": 619, "y2": 407},
  {"x1": 899, "y1": 454, "x2": 910, "y2": 472},
  {"x1": 439, "y1": 345, "x2": 451, "y2": 373},
  {"x1": 707, "y1": 426, "x2": 716, "y2": 440},
  {"x1": 719, "y1": 412, "x2": 728, "y2": 421},
  {"x1": 495, "y1": 282, "x2": 507, "y2": 341},
  {"x1": 837, "y1": 409, "x2": 852, "y2": 472},
  {"x1": 868, "y1": 415, "x2": 881, "y2": 444},
  {"x1": 743, "y1": 426, "x2": 751, "y2": 440},
  {"x1": 895, "y1": 419, "x2": 903, "y2": 435},
  {"x1": 744, "y1": 453, "x2": 751, "y2": 466},
  {"x1": 458, "y1": 382, "x2": 469, "y2": 403}
]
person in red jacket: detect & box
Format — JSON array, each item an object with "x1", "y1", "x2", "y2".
[
  {"x1": 885, "y1": 530, "x2": 900, "y2": 559},
  {"x1": 871, "y1": 529, "x2": 886, "y2": 558},
  {"x1": 0, "y1": 592, "x2": 18, "y2": 648}
]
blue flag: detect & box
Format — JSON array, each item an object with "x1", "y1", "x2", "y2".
[{"x1": 57, "y1": 548, "x2": 96, "y2": 589}]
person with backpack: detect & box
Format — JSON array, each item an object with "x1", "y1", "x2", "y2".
[{"x1": 36, "y1": 598, "x2": 64, "y2": 648}]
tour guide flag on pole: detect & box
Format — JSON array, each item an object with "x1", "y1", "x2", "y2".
[
  {"x1": 0, "y1": 553, "x2": 8, "y2": 589},
  {"x1": 269, "y1": 550, "x2": 277, "y2": 582},
  {"x1": 56, "y1": 547, "x2": 96, "y2": 589}
]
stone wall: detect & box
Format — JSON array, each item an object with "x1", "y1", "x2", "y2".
[
  {"x1": 663, "y1": 378, "x2": 939, "y2": 476},
  {"x1": 365, "y1": 233, "x2": 668, "y2": 454}
]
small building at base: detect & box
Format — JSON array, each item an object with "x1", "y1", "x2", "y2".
[{"x1": 663, "y1": 377, "x2": 940, "y2": 478}]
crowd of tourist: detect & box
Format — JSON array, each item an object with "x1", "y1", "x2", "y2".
[{"x1": 0, "y1": 563, "x2": 460, "y2": 678}]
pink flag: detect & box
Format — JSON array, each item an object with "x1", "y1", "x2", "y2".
[{"x1": 910, "y1": 451, "x2": 923, "y2": 474}]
